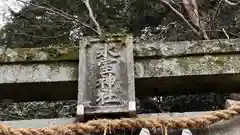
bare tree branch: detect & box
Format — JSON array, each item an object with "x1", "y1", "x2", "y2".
[
  {"x1": 182, "y1": 0, "x2": 199, "y2": 27},
  {"x1": 16, "y1": 0, "x2": 101, "y2": 35},
  {"x1": 222, "y1": 28, "x2": 230, "y2": 39},
  {"x1": 39, "y1": 0, "x2": 102, "y2": 35},
  {"x1": 224, "y1": 0, "x2": 240, "y2": 5},
  {"x1": 82, "y1": 0, "x2": 102, "y2": 35},
  {"x1": 212, "y1": 0, "x2": 223, "y2": 21},
  {"x1": 183, "y1": 29, "x2": 240, "y2": 38},
  {"x1": 160, "y1": 0, "x2": 201, "y2": 37},
  {"x1": 182, "y1": 0, "x2": 209, "y2": 40}
]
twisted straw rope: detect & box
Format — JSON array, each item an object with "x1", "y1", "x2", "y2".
[{"x1": 0, "y1": 103, "x2": 240, "y2": 135}]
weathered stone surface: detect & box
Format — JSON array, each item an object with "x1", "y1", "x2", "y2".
[
  {"x1": 77, "y1": 35, "x2": 136, "y2": 116},
  {"x1": 2, "y1": 54, "x2": 240, "y2": 84},
  {"x1": 1, "y1": 38, "x2": 240, "y2": 100},
  {"x1": 0, "y1": 38, "x2": 239, "y2": 134},
  {"x1": 3, "y1": 46, "x2": 79, "y2": 62},
  {"x1": 225, "y1": 99, "x2": 240, "y2": 109},
  {"x1": 1, "y1": 54, "x2": 239, "y2": 101},
  {"x1": 135, "y1": 54, "x2": 240, "y2": 78},
  {"x1": 134, "y1": 38, "x2": 240, "y2": 57},
  {"x1": 0, "y1": 62, "x2": 77, "y2": 83},
  {"x1": 1, "y1": 38, "x2": 240, "y2": 63}
]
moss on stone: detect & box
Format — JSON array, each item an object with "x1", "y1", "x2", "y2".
[
  {"x1": 135, "y1": 54, "x2": 240, "y2": 77},
  {"x1": 1, "y1": 38, "x2": 240, "y2": 63},
  {"x1": 41, "y1": 46, "x2": 78, "y2": 61},
  {"x1": 0, "y1": 46, "x2": 79, "y2": 63},
  {"x1": 214, "y1": 57, "x2": 226, "y2": 66}
]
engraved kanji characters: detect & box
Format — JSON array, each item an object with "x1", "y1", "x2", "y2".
[
  {"x1": 96, "y1": 73, "x2": 116, "y2": 90},
  {"x1": 95, "y1": 43, "x2": 122, "y2": 106}
]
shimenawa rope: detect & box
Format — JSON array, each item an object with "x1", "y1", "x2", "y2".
[{"x1": 0, "y1": 102, "x2": 240, "y2": 135}]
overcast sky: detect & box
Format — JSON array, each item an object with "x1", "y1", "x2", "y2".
[{"x1": 0, "y1": 0, "x2": 26, "y2": 28}]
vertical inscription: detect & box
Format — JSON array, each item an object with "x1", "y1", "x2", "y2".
[
  {"x1": 95, "y1": 43, "x2": 122, "y2": 106},
  {"x1": 77, "y1": 35, "x2": 136, "y2": 117}
]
